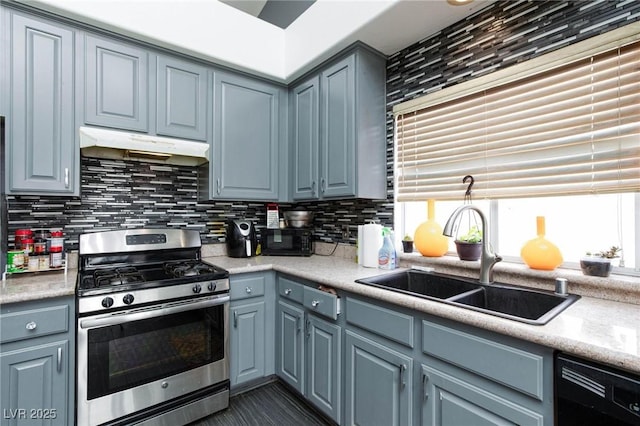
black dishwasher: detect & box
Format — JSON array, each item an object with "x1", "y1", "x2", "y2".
[{"x1": 556, "y1": 353, "x2": 640, "y2": 425}]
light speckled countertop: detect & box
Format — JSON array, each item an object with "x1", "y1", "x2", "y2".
[{"x1": 2, "y1": 254, "x2": 639, "y2": 375}]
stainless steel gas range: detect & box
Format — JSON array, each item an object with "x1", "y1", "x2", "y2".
[{"x1": 75, "y1": 229, "x2": 230, "y2": 426}]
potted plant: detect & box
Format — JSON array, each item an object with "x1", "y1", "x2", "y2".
[
  {"x1": 580, "y1": 246, "x2": 621, "y2": 277},
  {"x1": 455, "y1": 225, "x2": 482, "y2": 261},
  {"x1": 401, "y1": 235, "x2": 414, "y2": 253}
]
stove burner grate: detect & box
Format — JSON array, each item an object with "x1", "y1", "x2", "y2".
[
  {"x1": 163, "y1": 260, "x2": 217, "y2": 277},
  {"x1": 94, "y1": 267, "x2": 146, "y2": 287}
]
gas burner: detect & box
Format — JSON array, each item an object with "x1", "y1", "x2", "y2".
[
  {"x1": 94, "y1": 267, "x2": 145, "y2": 287},
  {"x1": 164, "y1": 260, "x2": 216, "y2": 278}
]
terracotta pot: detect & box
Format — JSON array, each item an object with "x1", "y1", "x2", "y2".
[
  {"x1": 455, "y1": 241, "x2": 482, "y2": 261},
  {"x1": 580, "y1": 257, "x2": 613, "y2": 277},
  {"x1": 401, "y1": 240, "x2": 414, "y2": 253}
]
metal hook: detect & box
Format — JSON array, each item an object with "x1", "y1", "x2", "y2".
[{"x1": 463, "y1": 175, "x2": 474, "y2": 196}]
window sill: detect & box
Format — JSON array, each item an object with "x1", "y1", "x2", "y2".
[{"x1": 398, "y1": 252, "x2": 640, "y2": 306}]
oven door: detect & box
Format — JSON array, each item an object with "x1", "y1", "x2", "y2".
[{"x1": 77, "y1": 294, "x2": 229, "y2": 426}]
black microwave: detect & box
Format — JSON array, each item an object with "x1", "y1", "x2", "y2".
[{"x1": 262, "y1": 228, "x2": 313, "y2": 257}]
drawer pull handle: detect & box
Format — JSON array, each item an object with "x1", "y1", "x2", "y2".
[
  {"x1": 284, "y1": 288, "x2": 292, "y2": 295},
  {"x1": 400, "y1": 364, "x2": 407, "y2": 389},
  {"x1": 64, "y1": 168, "x2": 69, "y2": 188},
  {"x1": 311, "y1": 300, "x2": 320, "y2": 308},
  {"x1": 296, "y1": 316, "x2": 301, "y2": 334},
  {"x1": 57, "y1": 347, "x2": 62, "y2": 372},
  {"x1": 25, "y1": 321, "x2": 37, "y2": 331},
  {"x1": 233, "y1": 311, "x2": 238, "y2": 328},
  {"x1": 246, "y1": 287, "x2": 252, "y2": 294}
]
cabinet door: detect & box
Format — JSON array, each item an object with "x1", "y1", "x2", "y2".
[
  {"x1": 290, "y1": 76, "x2": 319, "y2": 200},
  {"x1": 156, "y1": 56, "x2": 208, "y2": 140},
  {"x1": 213, "y1": 72, "x2": 279, "y2": 200},
  {"x1": 276, "y1": 300, "x2": 304, "y2": 394},
  {"x1": 0, "y1": 341, "x2": 69, "y2": 426},
  {"x1": 8, "y1": 14, "x2": 77, "y2": 195},
  {"x1": 420, "y1": 364, "x2": 544, "y2": 426},
  {"x1": 230, "y1": 301, "x2": 265, "y2": 387},
  {"x1": 345, "y1": 330, "x2": 412, "y2": 426},
  {"x1": 85, "y1": 35, "x2": 148, "y2": 132},
  {"x1": 306, "y1": 315, "x2": 341, "y2": 424},
  {"x1": 320, "y1": 55, "x2": 356, "y2": 198}
]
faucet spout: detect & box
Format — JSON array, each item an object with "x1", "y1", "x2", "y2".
[{"x1": 443, "y1": 205, "x2": 502, "y2": 285}]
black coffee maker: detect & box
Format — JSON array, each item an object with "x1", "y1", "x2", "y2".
[{"x1": 226, "y1": 219, "x2": 258, "y2": 258}]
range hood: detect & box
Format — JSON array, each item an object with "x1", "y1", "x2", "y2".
[{"x1": 79, "y1": 126, "x2": 209, "y2": 166}]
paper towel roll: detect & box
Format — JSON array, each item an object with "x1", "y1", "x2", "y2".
[
  {"x1": 357, "y1": 225, "x2": 364, "y2": 265},
  {"x1": 362, "y1": 224, "x2": 383, "y2": 268}
]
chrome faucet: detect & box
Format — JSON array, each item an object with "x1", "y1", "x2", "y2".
[{"x1": 443, "y1": 205, "x2": 502, "y2": 284}]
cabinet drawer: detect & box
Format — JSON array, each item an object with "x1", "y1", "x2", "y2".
[
  {"x1": 1, "y1": 305, "x2": 69, "y2": 343},
  {"x1": 230, "y1": 275, "x2": 265, "y2": 300},
  {"x1": 422, "y1": 321, "x2": 545, "y2": 400},
  {"x1": 278, "y1": 277, "x2": 304, "y2": 304},
  {"x1": 346, "y1": 298, "x2": 414, "y2": 348},
  {"x1": 303, "y1": 286, "x2": 340, "y2": 320}
]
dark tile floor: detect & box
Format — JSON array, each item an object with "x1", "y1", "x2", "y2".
[{"x1": 190, "y1": 381, "x2": 333, "y2": 426}]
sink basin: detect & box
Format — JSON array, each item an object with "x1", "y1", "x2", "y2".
[
  {"x1": 449, "y1": 284, "x2": 580, "y2": 325},
  {"x1": 356, "y1": 270, "x2": 580, "y2": 325},
  {"x1": 356, "y1": 270, "x2": 480, "y2": 299}
]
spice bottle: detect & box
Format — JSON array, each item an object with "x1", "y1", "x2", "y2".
[{"x1": 49, "y1": 246, "x2": 63, "y2": 268}]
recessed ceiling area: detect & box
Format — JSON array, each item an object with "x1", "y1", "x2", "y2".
[{"x1": 220, "y1": 0, "x2": 316, "y2": 29}]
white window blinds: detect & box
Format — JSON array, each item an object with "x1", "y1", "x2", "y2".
[{"x1": 395, "y1": 40, "x2": 640, "y2": 202}]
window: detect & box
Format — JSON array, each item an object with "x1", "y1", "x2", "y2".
[{"x1": 393, "y1": 26, "x2": 640, "y2": 274}]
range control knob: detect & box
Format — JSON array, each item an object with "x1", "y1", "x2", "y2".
[
  {"x1": 193, "y1": 284, "x2": 202, "y2": 294},
  {"x1": 101, "y1": 297, "x2": 114, "y2": 308},
  {"x1": 208, "y1": 282, "x2": 216, "y2": 292},
  {"x1": 123, "y1": 294, "x2": 134, "y2": 305}
]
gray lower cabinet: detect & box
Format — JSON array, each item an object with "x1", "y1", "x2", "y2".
[
  {"x1": 229, "y1": 272, "x2": 275, "y2": 388},
  {"x1": 290, "y1": 46, "x2": 387, "y2": 201},
  {"x1": 276, "y1": 276, "x2": 341, "y2": 423},
  {"x1": 208, "y1": 71, "x2": 282, "y2": 201},
  {"x1": 156, "y1": 55, "x2": 208, "y2": 141},
  {"x1": 420, "y1": 318, "x2": 553, "y2": 426},
  {"x1": 420, "y1": 363, "x2": 544, "y2": 426},
  {"x1": 3, "y1": 10, "x2": 78, "y2": 195},
  {"x1": 0, "y1": 296, "x2": 75, "y2": 426},
  {"x1": 277, "y1": 300, "x2": 305, "y2": 393},
  {"x1": 344, "y1": 296, "x2": 414, "y2": 426},
  {"x1": 84, "y1": 34, "x2": 149, "y2": 132}
]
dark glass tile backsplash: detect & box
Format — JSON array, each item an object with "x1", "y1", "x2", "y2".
[
  {"x1": 7, "y1": 157, "x2": 393, "y2": 250},
  {"x1": 6, "y1": 0, "x2": 639, "y2": 249}
]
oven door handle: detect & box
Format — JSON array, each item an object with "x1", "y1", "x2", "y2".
[{"x1": 79, "y1": 295, "x2": 230, "y2": 329}]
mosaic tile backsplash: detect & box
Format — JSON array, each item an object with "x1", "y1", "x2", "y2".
[{"x1": 6, "y1": 0, "x2": 639, "y2": 249}]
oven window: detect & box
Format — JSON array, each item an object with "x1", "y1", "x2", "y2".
[{"x1": 86, "y1": 305, "x2": 224, "y2": 400}]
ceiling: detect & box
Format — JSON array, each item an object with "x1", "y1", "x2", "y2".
[{"x1": 22, "y1": 0, "x2": 495, "y2": 82}]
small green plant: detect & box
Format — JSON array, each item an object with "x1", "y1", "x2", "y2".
[
  {"x1": 586, "y1": 246, "x2": 621, "y2": 259},
  {"x1": 403, "y1": 234, "x2": 413, "y2": 241},
  {"x1": 457, "y1": 225, "x2": 482, "y2": 243}
]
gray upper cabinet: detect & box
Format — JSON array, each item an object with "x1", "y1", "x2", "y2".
[
  {"x1": 209, "y1": 71, "x2": 281, "y2": 201},
  {"x1": 291, "y1": 76, "x2": 320, "y2": 200},
  {"x1": 156, "y1": 55, "x2": 208, "y2": 141},
  {"x1": 4, "y1": 11, "x2": 78, "y2": 195},
  {"x1": 290, "y1": 46, "x2": 387, "y2": 201},
  {"x1": 84, "y1": 34, "x2": 148, "y2": 132}
]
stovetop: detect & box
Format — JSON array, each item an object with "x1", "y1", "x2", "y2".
[{"x1": 77, "y1": 260, "x2": 228, "y2": 297}]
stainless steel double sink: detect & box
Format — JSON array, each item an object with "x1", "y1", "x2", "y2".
[{"x1": 356, "y1": 269, "x2": 580, "y2": 325}]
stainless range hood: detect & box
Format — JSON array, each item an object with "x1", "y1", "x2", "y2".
[{"x1": 79, "y1": 126, "x2": 210, "y2": 166}]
